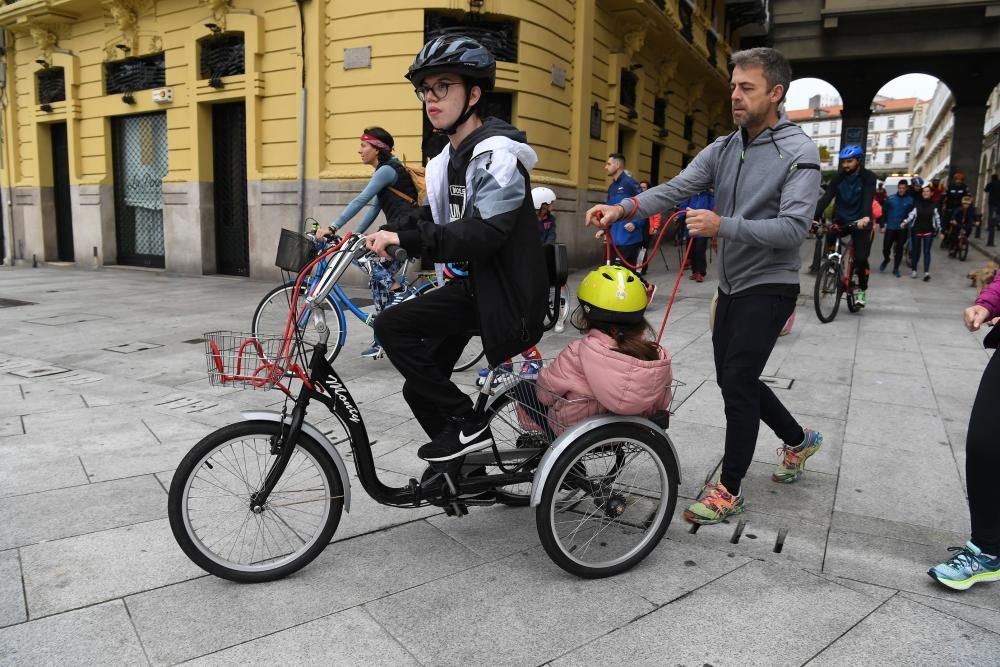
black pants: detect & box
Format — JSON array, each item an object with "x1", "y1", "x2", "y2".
[
  {"x1": 690, "y1": 237, "x2": 709, "y2": 275},
  {"x1": 613, "y1": 243, "x2": 642, "y2": 268},
  {"x1": 373, "y1": 280, "x2": 477, "y2": 438},
  {"x1": 967, "y1": 351, "x2": 1000, "y2": 554},
  {"x1": 827, "y1": 225, "x2": 874, "y2": 290},
  {"x1": 713, "y1": 290, "x2": 803, "y2": 494},
  {"x1": 881, "y1": 228, "x2": 906, "y2": 272}
]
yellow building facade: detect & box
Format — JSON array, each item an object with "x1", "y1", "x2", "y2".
[{"x1": 0, "y1": 0, "x2": 742, "y2": 277}]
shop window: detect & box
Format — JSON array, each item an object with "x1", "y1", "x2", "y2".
[
  {"x1": 200, "y1": 32, "x2": 245, "y2": 87},
  {"x1": 424, "y1": 12, "x2": 518, "y2": 63},
  {"x1": 38, "y1": 67, "x2": 66, "y2": 105},
  {"x1": 106, "y1": 53, "x2": 165, "y2": 95}
]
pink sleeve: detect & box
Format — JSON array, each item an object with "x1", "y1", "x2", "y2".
[
  {"x1": 536, "y1": 343, "x2": 578, "y2": 406},
  {"x1": 976, "y1": 270, "x2": 1000, "y2": 318}
]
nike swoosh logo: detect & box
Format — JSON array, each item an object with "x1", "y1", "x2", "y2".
[{"x1": 458, "y1": 425, "x2": 489, "y2": 445}]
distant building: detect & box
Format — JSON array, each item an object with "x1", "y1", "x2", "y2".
[
  {"x1": 789, "y1": 96, "x2": 921, "y2": 174},
  {"x1": 979, "y1": 86, "x2": 1000, "y2": 208},
  {"x1": 911, "y1": 81, "x2": 954, "y2": 181}
]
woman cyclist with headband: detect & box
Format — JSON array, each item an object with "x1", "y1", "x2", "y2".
[{"x1": 320, "y1": 127, "x2": 420, "y2": 358}]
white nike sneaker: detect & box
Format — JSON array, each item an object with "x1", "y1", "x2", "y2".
[{"x1": 418, "y1": 414, "x2": 493, "y2": 462}]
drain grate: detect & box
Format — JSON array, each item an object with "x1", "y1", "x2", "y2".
[
  {"x1": 9, "y1": 365, "x2": 69, "y2": 378},
  {"x1": 0, "y1": 298, "x2": 36, "y2": 308},
  {"x1": 759, "y1": 375, "x2": 794, "y2": 390},
  {"x1": 104, "y1": 342, "x2": 163, "y2": 354}
]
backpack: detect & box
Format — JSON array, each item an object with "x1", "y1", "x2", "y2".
[{"x1": 388, "y1": 162, "x2": 426, "y2": 206}]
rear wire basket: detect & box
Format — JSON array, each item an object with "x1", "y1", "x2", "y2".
[
  {"x1": 485, "y1": 363, "x2": 684, "y2": 451},
  {"x1": 275, "y1": 228, "x2": 316, "y2": 273},
  {"x1": 203, "y1": 330, "x2": 312, "y2": 391}
]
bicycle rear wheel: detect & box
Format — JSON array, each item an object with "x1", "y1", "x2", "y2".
[
  {"x1": 813, "y1": 259, "x2": 842, "y2": 323},
  {"x1": 168, "y1": 420, "x2": 344, "y2": 582},
  {"x1": 454, "y1": 336, "x2": 486, "y2": 372},
  {"x1": 536, "y1": 423, "x2": 678, "y2": 578},
  {"x1": 252, "y1": 284, "x2": 347, "y2": 363}
]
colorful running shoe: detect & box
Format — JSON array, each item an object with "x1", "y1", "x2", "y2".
[
  {"x1": 928, "y1": 542, "x2": 1000, "y2": 591},
  {"x1": 520, "y1": 359, "x2": 542, "y2": 379},
  {"x1": 772, "y1": 429, "x2": 823, "y2": 483},
  {"x1": 854, "y1": 289, "x2": 866, "y2": 307},
  {"x1": 683, "y1": 482, "x2": 745, "y2": 525},
  {"x1": 476, "y1": 361, "x2": 513, "y2": 387}
]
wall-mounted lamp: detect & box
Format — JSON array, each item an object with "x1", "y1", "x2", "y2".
[
  {"x1": 35, "y1": 59, "x2": 49, "y2": 69},
  {"x1": 40, "y1": 103, "x2": 53, "y2": 113},
  {"x1": 657, "y1": 128, "x2": 669, "y2": 138},
  {"x1": 628, "y1": 63, "x2": 643, "y2": 71},
  {"x1": 115, "y1": 44, "x2": 131, "y2": 55},
  {"x1": 208, "y1": 76, "x2": 224, "y2": 89},
  {"x1": 204, "y1": 22, "x2": 222, "y2": 35},
  {"x1": 121, "y1": 93, "x2": 136, "y2": 104}
]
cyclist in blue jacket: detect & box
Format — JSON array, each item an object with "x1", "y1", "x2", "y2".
[{"x1": 879, "y1": 179, "x2": 913, "y2": 278}]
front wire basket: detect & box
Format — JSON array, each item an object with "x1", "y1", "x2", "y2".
[
  {"x1": 275, "y1": 228, "x2": 317, "y2": 273},
  {"x1": 203, "y1": 330, "x2": 313, "y2": 391}
]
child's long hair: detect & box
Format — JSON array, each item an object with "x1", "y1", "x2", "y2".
[{"x1": 571, "y1": 307, "x2": 661, "y2": 361}]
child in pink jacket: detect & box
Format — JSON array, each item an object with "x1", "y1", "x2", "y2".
[{"x1": 536, "y1": 265, "x2": 672, "y2": 433}]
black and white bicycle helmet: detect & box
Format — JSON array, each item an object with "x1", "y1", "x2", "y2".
[
  {"x1": 406, "y1": 35, "x2": 496, "y2": 135},
  {"x1": 406, "y1": 34, "x2": 496, "y2": 90}
]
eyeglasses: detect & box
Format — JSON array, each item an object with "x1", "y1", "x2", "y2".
[{"x1": 414, "y1": 81, "x2": 457, "y2": 102}]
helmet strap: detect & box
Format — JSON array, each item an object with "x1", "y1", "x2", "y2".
[{"x1": 438, "y1": 81, "x2": 480, "y2": 136}]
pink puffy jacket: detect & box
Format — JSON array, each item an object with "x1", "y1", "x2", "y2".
[{"x1": 536, "y1": 329, "x2": 673, "y2": 433}]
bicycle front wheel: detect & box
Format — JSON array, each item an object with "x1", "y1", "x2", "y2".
[
  {"x1": 813, "y1": 259, "x2": 842, "y2": 323},
  {"x1": 168, "y1": 421, "x2": 345, "y2": 583},
  {"x1": 959, "y1": 240, "x2": 969, "y2": 261},
  {"x1": 536, "y1": 423, "x2": 678, "y2": 578},
  {"x1": 252, "y1": 284, "x2": 346, "y2": 363}
]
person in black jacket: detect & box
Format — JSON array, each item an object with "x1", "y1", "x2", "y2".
[
  {"x1": 814, "y1": 144, "x2": 877, "y2": 307},
  {"x1": 365, "y1": 35, "x2": 547, "y2": 462}
]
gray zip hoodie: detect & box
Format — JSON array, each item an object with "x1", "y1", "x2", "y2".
[{"x1": 624, "y1": 115, "x2": 820, "y2": 294}]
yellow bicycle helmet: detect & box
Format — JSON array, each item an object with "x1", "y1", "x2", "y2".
[{"x1": 576, "y1": 264, "x2": 647, "y2": 324}]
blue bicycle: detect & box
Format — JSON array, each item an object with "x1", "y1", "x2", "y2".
[{"x1": 251, "y1": 230, "x2": 486, "y2": 369}]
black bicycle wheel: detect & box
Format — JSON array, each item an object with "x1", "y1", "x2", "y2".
[
  {"x1": 252, "y1": 284, "x2": 346, "y2": 363},
  {"x1": 168, "y1": 420, "x2": 345, "y2": 583},
  {"x1": 813, "y1": 259, "x2": 842, "y2": 323},
  {"x1": 959, "y1": 240, "x2": 969, "y2": 261},
  {"x1": 536, "y1": 423, "x2": 678, "y2": 578},
  {"x1": 541, "y1": 285, "x2": 564, "y2": 332},
  {"x1": 454, "y1": 336, "x2": 486, "y2": 372}
]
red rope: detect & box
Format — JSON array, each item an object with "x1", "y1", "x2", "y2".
[{"x1": 598, "y1": 209, "x2": 695, "y2": 344}]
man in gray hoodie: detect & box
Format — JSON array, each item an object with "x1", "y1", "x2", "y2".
[{"x1": 586, "y1": 47, "x2": 823, "y2": 525}]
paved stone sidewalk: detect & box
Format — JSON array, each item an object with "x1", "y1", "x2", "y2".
[{"x1": 1, "y1": 240, "x2": 999, "y2": 666}]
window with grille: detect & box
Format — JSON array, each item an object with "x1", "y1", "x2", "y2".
[
  {"x1": 620, "y1": 68, "x2": 638, "y2": 114},
  {"x1": 679, "y1": 1, "x2": 694, "y2": 42},
  {"x1": 424, "y1": 12, "x2": 518, "y2": 63},
  {"x1": 653, "y1": 97, "x2": 667, "y2": 128},
  {"x1": 706, "y1": 31, "x2": 717, "y2": 66},
  {"x1": 200, "y1": 32, "x2": 245, "y2": 85},
  {"x1": 888, "y1": 116, "x2": 895, "y2": 130},
  {"x1": 106, "y1": 53, "x2": 165, "y2": 95},
  {"x1": 38, "y1": 67, "x2": 65, "y2": 105},
  {"x1": 684, "y1": 114, "x2": 694, "y2": 141}
]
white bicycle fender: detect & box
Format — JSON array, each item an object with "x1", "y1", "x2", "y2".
[
  {"x1": 242, "y1": 410, "x2": 352, "y2": 512},
  {"x1": 528, "y1": 415, "x2": 681, "y2": 508}
]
